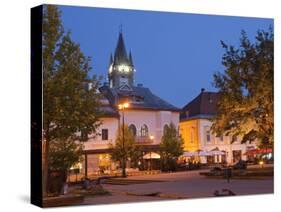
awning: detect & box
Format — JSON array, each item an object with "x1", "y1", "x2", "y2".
[
  {"x1": 244, "y1": 148, "x2": 273, "y2": 155},
  {"x1": 143, "y1": 152, "x2": 161, "y2": 159},
  {"x1": 198, "y1": 151, "x2": 213, "y2": 156}
]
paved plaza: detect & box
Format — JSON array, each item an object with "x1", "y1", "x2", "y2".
[{"x1": 82, "y1": 169, "x2": 273, "y2": 205}]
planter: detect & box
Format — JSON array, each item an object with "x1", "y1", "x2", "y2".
[{"x1": 48, "y1": 170, "x2": 67, "y2": 195}]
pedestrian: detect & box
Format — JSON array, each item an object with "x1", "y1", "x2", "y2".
[{"x1": 225, "y1": 167, "x2": 232, "y2": 183}]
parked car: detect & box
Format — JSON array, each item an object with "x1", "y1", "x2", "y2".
[
  {"x1": 210, "y1": 166, "x2": 223, "y2": 176},
  {"x1": 233, "y1": 160, "x2": 247, "y2": 170}
]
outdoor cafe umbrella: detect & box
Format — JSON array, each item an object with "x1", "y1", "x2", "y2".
[
  {"x1": 183, "y1": 151, "x2": 197, "y2": 157},
  {"x1": 209, "y1": 147, "x2": 226, "y2": 156},
  {"x1": 198, "y1": 151, "x2": 212, "y2": 156},
  {"x1": 143, "y1": 152, "x2": 161, "y2": 159},
  {"x1": 196, "y1": 149, "x2": 213, "y2": 156}
]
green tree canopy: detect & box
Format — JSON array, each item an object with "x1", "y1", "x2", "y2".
[
  {"x1": 109, "y1": 124, "x2": 140, "y2": 164},
  {"x1": 160, "y1": 123, "x2": 184, "y2": 171},
  {"x1": 49, "y1": 138, "x2": 83, "y2": 171},
  {"x1": 212, "y1": 28, "x2": 273, "y2": 148},
  {"x1": 42, "y1": 5, "x2": 102, "y2": 193},
  {"x1": 43, "y1": 6, "x2": 102, "y2": 142}
]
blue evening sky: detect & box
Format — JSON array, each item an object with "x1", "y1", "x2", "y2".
[{"x1": 59, "y1": 5, "x2": 273, "y2": 108}]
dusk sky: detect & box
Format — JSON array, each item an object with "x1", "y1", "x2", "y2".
[{"x1": 59, "y1": 5, "x2": 273, "y2": 108}]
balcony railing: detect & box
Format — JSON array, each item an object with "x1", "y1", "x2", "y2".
[{"x1": 135, "y1": 136, "x2": 153, "y2": 144}]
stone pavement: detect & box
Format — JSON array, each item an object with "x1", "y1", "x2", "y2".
[{"x1": 81, "y1": 170, "x2": 273, "y2": 205}]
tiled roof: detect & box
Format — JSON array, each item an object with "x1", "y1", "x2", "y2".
[
  {"x1": 98, "y1": 96, "x2": 119, "y2": 118},
  {"x1": 99, "y1": 85, "x2": 180, "y2": 112},
  {"x1": 180, "y1": 91, "x2": 219, "y2": 120},
  {"x1": 99, "y1": 105, "x2": 119, "y2": 118}
]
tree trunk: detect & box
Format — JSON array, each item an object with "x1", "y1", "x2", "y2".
[{"x1": 43, "y1": 137, "x2": 50, "y2": 197}]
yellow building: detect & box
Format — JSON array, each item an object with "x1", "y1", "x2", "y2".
[
  {"x1": 180, "y1": 119, "x2": 200, "y2": 152},
  {"x1": 179, "y1": 89, "x2": 256, "y2": 164}
]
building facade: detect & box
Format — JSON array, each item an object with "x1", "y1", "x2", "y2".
[
  {"x1": 179, "y1": 89, "x2": 256, "y2": 165},
  {"x1": 82, "y1": 32, "x2": 180, "y2": 175}
]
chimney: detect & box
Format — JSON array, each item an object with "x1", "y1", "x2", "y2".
[
  {"x1": 201, "y1": 88, "x2": 205, "y2": 93},
  {"x1": 137, "y1": 83, "x2": 143, "y2": 87}
]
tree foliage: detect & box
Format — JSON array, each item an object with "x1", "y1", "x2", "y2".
[
  {"x1": 212, "y1": 28, "x2": 273, "y2": 148},
  {"x1": 43, "y1": 5, "x2": 102, "y2": 143},
  {"x1": 42, "y1": 5, "x2": 102, "y2": 188},
  {"x1": 160, "y1": 123, "x2": 184, "y2": 171},
  {"x1": 49, "y1": 138, "x2": 83, "y2": 171},
  {"x1": 109, "y1": 124, "x2": 141, "y2": 164}
]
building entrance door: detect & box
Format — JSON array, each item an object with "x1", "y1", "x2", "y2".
[{"x1": 232, "y1": 150, "x2": 242, "y2": 163}]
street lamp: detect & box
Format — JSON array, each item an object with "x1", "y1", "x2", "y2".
[{"x1": 118, "y1": 102, "x2": 129, "y2": 177}]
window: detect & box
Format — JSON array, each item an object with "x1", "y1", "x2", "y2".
[
  {"x1": 81, "y1": 130, "x2": 88, "y2": 141},
  {"x1": 216, "y1": 135, "x2": 224, "y2": 143},
  {"x1": 204, "y1": 126, "x2": 211, "y2": 143},
  {"x1": 120, "y1": 77, "x2": 128, "y2": 85},
  {"x1": 232, "y1": 135, "x2": 238, "y2": 142},
  {"x1": 206, "y1": 131, "x2": 211, "y2": 142},
  {"x1": 141, "y1": 124, "x2": 148, "y2": 137},
  {"x1": 129, "y1": 124, "x2": 137, "y2": 136},
  {"x1": 101, "y1": 129, "x2": 108, "y2": 140}
]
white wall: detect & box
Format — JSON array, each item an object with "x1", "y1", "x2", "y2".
[
  {"x1": 198, "y1": 119, "x2": 257, "y2": 164},
  {"x1": 123, "y1": 110, "x2": 179, "y2": 144},
  {"x1": 84, "y1": 117, "x2": 119, "y2": 150},
  {"x1": 84, "y1": 110, "x2": 180, "y2": 150}
]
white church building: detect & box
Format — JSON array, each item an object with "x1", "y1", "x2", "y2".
[{"x1": 81, "y1": 32, "x2": 180, "y2": 176}]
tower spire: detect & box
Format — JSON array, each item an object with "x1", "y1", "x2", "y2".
[
  {"x1": 108, "y1": 29, "x2": 135, "y2": 88},
  {"x1": 119, "y1": 24, "x2": 122, "y2": 34},
  {"x1": 109, "y1": 53, "x2": 113, "y2": 65},
  {"x1": 129, "y1": 50, "x2": 134, "y2": 66}
]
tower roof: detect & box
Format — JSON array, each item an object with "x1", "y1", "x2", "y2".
[
  {"x1": 129, "y1": 51, "x2": 134, "y2": 66},
  {"x1": 114, "y1": 32, "x2": 129, "y2": 65},
  {"x1": 108, "y1": 53, "x2": 113, "y2": 66}
]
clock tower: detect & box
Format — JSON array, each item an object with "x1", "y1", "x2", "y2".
[{"x1": 108, "y1": 31, "x2": 135, "y2": 89}]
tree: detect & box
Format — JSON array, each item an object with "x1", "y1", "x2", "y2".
[
  {"x1": 212, "y1": 28, "x2": 273, "y2": 148},
  {"x1": 49, "y1": 139, "x2": 83, "y2": 171},
  {"x1": 43, "y1": 5, "x2": 102, "y2": 195},
  {"x1": 48, "y1": 138, "x2": 83, "y2": 188},
  {"x1": 42, "y1": 5, "x2": 64, "y2": 196},
  {"x1": 109, "y1": 124, "x2": 141, "y2": 176},
  {"x1": 160, "y1": 123, "x2": 184, "y2": 171}
]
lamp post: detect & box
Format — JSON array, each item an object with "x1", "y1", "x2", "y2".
[
  {"x1": 149, "y1": 136, "x2": 154, "y2": 171},
  {"x1": 118, "y1": 102, "x2": 129, "y2": 177}
]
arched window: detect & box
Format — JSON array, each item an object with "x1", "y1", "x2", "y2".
[
  {"x1": 140, "y1": 124, "x2": 148, "y2": 137},
  {"x1": 129, "y1": 124, "x2": 137, "y2": 136},
  {"x1": 163, "y1": 124, "x2": 169, "y2": 135}
]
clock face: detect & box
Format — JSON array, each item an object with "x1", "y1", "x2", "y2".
[{"x1": 118, "y1": 64, "x2": 130, "y2": 73}]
